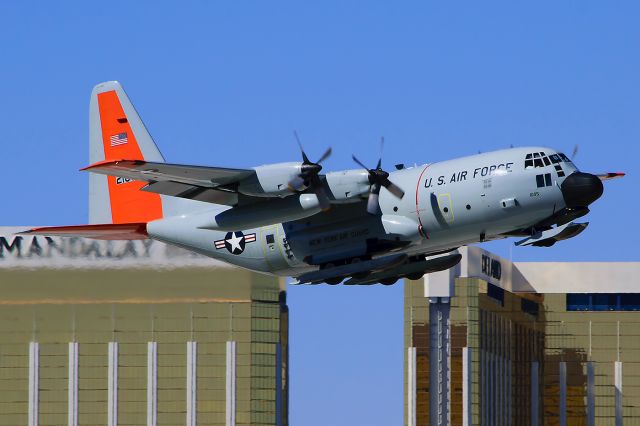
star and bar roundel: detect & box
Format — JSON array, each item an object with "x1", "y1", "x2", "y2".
[{"x1": 214, "y1": 231, "x2": 257, "y2": 255}]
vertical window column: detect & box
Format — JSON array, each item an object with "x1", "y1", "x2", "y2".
[
  {"x1": 226, "y1": 341, "x2": 237, "y2": 426},
  {"x1": 559, "y1": 361, "x2": 567, "y2": 426},
  {"x1": 68, "y1": 342, "x2": 79, "y2": 426},
  {"x1": 462, "y1": 347, "x2": 472, "y2": 426},
  {"x1": 531, "y1": 361, "x2": 539, "y2": 426},
  {"x1": 147, "y1": 342, "x2": 157, "y2": 426},
  {"x1": 615, "y1": 362, "x2": 623, "y2": 426},
  {"x1": 587, "y1": 362, "x2": 595, "y2": 426},
  {"x1": 28, "y1": 342, "x2": 39, "y2": 426},
  {"x1": 186, "y1": 341, "x2": 197, "y2": 426},
  {"x1": 108, "y1": 342, "x2": 118, "y2": 426},
  {"x1": 407, "y1": 347, "x2": 416, "y2": 426}
]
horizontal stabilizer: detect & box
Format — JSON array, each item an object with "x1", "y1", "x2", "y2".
[
  {"x1": 515, "y1": 222, "x2": 588, "y2": 247},
  {"x1": 596, "y1": 172, "x2": 625, "y2": 181},
  {"x1": 19, "y1": 223, "x2": 148, "y2": 240},
  {"x1": 82, "y1": 159, "x2": 254, "y2": 189},
  {"x1": 292, "y1": 253, "x2": 408, "y2": 285}
]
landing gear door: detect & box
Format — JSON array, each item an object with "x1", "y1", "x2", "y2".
[{"x1": 260, "y1": 226, "x2": 294, "y2": 271}]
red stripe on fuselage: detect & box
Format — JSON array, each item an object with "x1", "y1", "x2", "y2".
[{"x1": 415, "y1": 164, "x2": 431, "y2": 239}]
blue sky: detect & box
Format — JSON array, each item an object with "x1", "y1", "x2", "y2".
[{"x1": 1, "y1": 1, "x2": 638, "y2": 424}]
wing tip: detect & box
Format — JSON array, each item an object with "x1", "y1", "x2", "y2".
[
  {"x1": 598, "y1": 172, "x2": 626, "y2": 181},
  {"x1": 80, "y1": 159, "x2": 144, "y2": 171}
]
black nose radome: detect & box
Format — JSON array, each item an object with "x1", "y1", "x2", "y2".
[{"x1": 561, "y1": 172, "x2": 604, "y2": 208}]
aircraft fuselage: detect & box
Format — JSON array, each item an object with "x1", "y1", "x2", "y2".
[{"x1": 147, "y1": 146, "x2": 587, "y2": 280}]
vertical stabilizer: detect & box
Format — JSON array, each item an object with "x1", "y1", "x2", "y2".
[{"x1": 88, "y1": 81, "x2": 164, "y2": 224}]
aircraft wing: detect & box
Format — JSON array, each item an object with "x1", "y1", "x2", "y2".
[
  {"x1": 596, "y1": 172, "x2": 625, "y2": 181},
  {"x1": 82, "y1": 160, "x2": 256, "y2": 206}
]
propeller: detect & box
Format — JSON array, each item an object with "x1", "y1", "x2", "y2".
[
  {"x1": 288, "y1": 131, "x2": 332, "y2": 211},
  {"x1": 571, "y1": 144, "x2": 579, "y2": 160},
  {"x1": 352, "y1": 137, "x2": 405, "y2": 215}
]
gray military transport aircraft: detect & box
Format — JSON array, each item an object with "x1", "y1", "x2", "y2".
[{"x1": 23, "y1": 82, "x2": 625, "y2": 285}]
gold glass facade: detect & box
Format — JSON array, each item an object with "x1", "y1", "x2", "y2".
[
  {"x1": 0, "y1": 268, "x2": 288, "y2": 426},
  {"x1": 405, "y1": 276, "x2": 640, "y2": 426}
]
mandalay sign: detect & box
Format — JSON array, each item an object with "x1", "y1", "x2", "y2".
[{"x1": 0, "y1": 227, "x2": 225, "y2": 269}]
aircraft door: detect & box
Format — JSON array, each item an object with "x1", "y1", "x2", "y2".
[
  {"x1": 260, "y1": 226, "x2": 292, "y2": 272},
  {"x1": 437, "y1": 193, "x2": 455, "y2": 224}
]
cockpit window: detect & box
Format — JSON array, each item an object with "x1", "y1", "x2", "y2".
[
  {"x1": 525, "y1": 151, "x2": 554, "y2": 169},
  {"x1": 558, "y1": 153, "x2": 571, "y2": 162},
  {"x1": 549, "y1": 154, "x2": 561, "y2": 164}
]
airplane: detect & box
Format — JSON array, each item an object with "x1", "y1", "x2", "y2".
[{"x1": 21, "y1": 81, "x2": 625, "y2": 285}]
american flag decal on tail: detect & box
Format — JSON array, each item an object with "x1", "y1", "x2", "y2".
[{"x1": 110, "y1": 132, "x2": 128, "y2": 147}]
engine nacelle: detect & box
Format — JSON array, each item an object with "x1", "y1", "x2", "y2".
[
  {"x1": 200, "y1": 193, "x2": 322, "y2": 231},
  {"x1": 238, "y1": 162, "x2": 303, "y2": 197},
  {"x1": 324, "y1": 169, "x2": 370, "y2": 201}
]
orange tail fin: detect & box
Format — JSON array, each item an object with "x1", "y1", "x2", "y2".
[{"x1": 89, "y1": 81, "x2": 164, "y2": 224}]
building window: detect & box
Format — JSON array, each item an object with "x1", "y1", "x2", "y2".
[
  {"x1": 566, "y1": 293, "x2": 640, "y2": 311},
  {"x1": 521, "y1": 298, "x2": 539, "y2": 317},
  {"x1": 487, "y1": 283, "x2": 504, "y2": 306}
]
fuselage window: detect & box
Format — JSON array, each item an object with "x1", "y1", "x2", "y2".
[{"x1": 536, "y1": 174, "x2": 545, "y2": 188}]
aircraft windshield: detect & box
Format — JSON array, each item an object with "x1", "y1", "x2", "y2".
[{"x1": 525, "y1": 151, "x2": 573, "y2": 169}]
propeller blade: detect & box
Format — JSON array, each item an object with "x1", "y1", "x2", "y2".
[
  {"x1": 288, "y1": 176, "x2": 306, "y2": 191},
  {"x1": 316, "y1": 147, "x2": 332, "y2": 164},
  {"x1": 367, "y1": 189, "x2": 380, "y2": 215},
  {"x1": 315, "y1": 187, "x2": 332, "y2": 211},
  {"x1": 376, "y1": 136, "x2": 384, "y2": 170},
  {"x1": 308, "y1": 174, "x2": 331, "y2": 211},
  {"x1": 382, "y1": 179, "x2": 405, "y2": 199},
  {"x1": 351, "y1": 155, "x2": 369, "y2": 171},
  {"x1": 571, "y1": 144, "x2": 579, "y2": 160},
  {"x1": 293, "y1": 131, "x2": 311, "y2": 164}
]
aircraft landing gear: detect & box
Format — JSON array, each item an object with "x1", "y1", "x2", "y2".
[{"x1": 405, "y1": 272, "x2": 424, "y2": 281}]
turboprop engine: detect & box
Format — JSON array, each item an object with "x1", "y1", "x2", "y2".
[
  {"x1": 200, "y1": 193, "x2": 323, "y2": 231},
  {"x1": 238, "y1": 162, "x2": 304, "y2": 197}
]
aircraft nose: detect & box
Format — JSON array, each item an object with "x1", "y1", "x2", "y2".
[{"x1": 561, "y1": 172, "x2": 604, "y2": 208}]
